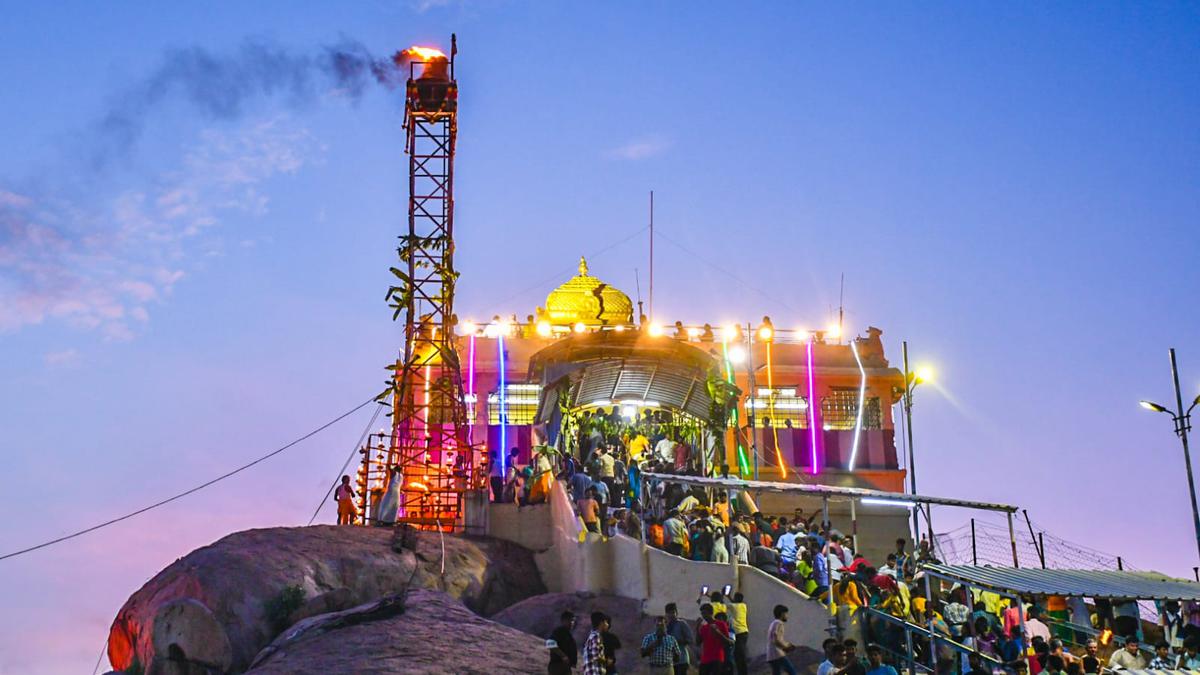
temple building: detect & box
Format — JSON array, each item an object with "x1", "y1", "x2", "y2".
[{"x1": 460, "y1": 257, "x2": 908, "y2": 496}]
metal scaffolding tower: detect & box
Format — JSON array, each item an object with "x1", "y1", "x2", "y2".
[{"x1": 362, "y1": 38, "x2": 475, "y2": 531}]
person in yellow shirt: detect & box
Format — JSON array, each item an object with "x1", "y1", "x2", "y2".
[
  {"x1": 627, "y1": 432, "x2": 651, "y2": 461},
  {"x1": 729, "y1": 593, "x2": 750, "y2": 675},
  {"x1": 713, "y1": 493, "x2": 731, "y2": 527}
]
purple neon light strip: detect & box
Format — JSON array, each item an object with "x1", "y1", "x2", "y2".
[
  {"x1": 806, "y1": 336, "x2": 819, "y2": 475},
  {"x1": 498, "y1": 333, "x2": 507, "y2": 475}
]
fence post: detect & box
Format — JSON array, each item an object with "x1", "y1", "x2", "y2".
[
  {"x1": 970, "y1": 518, "x2": 977, "y2": 566},
  {"x1": 906, "y1": 627, "x2": 916, "y2": 675}
]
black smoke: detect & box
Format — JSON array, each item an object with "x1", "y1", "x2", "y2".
[{"x1": 91, "y1": 39, "x2": 407, "y2": 169}]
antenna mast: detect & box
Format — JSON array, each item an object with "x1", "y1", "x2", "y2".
[{"x1": 648, "y1": 190, "x2": 654, "y2": 322}]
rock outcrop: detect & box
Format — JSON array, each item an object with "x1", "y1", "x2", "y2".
[
  {"x1": 108, "y1": 525, "x2": 545, "y2": 673},
  {"x1": 492, "y1": 592, "x2": 654, "y2": 675},
  {"x1": 246, "y1": 589, "x2": 548, "y2": 674}
]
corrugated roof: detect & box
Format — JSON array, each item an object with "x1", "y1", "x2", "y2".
[
  {"x1": 641, "y1": 473, "x2": 1018, "y2": 513},
  {"x1": 923, "y1": 564, "x2": 1200, "y2": 602}
]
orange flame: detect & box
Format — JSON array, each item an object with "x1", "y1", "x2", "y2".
[
  {"x1": 403, "y1": 46, "x2": 446, "y2": 61},
  {"x1": 407, "y1": 481, "x2": 430, "y2": 492}
]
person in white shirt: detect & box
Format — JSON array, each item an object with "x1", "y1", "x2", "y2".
[
  {"x1": 654, "y1": 435, "x2": 676, "y2": 465},
  {"x1": 1025, "y1": 607, "x2": 1053, "y2": 644},
  {"x1": 1107, "y1": 637, "x2": 1148, "y2": 671},
  {"x1": 767, "y1": 604, "x2": 797, "y2": 675}
]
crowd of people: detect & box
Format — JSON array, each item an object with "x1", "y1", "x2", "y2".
[
  {"x1": 544, "y1": 592, "x2": 797, "y2": 675},
  {"x1": 480, "y1": 413, "x2": 1200, "y2": 674}
]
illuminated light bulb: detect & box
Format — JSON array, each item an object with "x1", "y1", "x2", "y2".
[
  {"x1": 796, "y1": 330, "x2": 810, "y2": 342},
  {"x1": 758, "y1": 326, "x2": 773, "y2": 341},
  {"x1": 621, "y1": 405, "x2": 637, "y2": 419},
  {"x1": 460, "y1": 320, "x2": 477, "y2": 335},
  {"x1": 728, "y1": 346, "x2": 747, "y2": 364},
  {"x1": 647, "y1": 323, "x2": 665, "y2": 337},
  {"x1": 573, "y1": 322, "x2": 587, "y2": 333},
  {"x1": 614, "y1": 324, "x2": 626, "y2": 332},
  {"x1": 496, "y1": 321, "x2": 512, "y2": 336},
  {"x1": 826, "y1": 323, "x2": 841, "y2": 340},
  {"x1": 722, "y1": 325, "x2": 740, "y2": 342},
  {"x1": 483, "y1": 323, "x2": 498, "y2": 338},
  {"x1": 916, "y1": 366, "x2": 934, "y2": 383},
  {"x1": 536, "y1": 320, "x2": 552, "y2": 337},
  {"x1": 687, "y1": 327, "x2": 701, "y2": 339}
]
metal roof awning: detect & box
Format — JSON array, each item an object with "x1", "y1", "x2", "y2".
[
  {"x1": 921, "y1": 564, "x2": 1200, "y2": 602},
  {"x1": 642, "y1": 472, "x2": 1018, "y2": 513}
]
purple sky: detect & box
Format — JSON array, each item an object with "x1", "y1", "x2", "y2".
[{"x1": 2, "y1": 2, "x2": 1199, "y2": 673}]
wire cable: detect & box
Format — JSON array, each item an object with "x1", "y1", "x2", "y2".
[
  {"x1": 0, "y1": 395, "x2": 377, "y2": 563},
  {"x1": 472, "y1": 225, "x2": 649, "y2": 313},
  {"x1": 307, "y1": 403, "x2": 384, "y2": 525},
  {"x1": 653, "y1": 227, "x2": 800, "y2": 312}
]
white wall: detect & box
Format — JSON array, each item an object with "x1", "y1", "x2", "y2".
[{"x1": 485, "y1": 482, "x2": 837, "y2": 660}]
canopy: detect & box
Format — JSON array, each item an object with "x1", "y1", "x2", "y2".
[
  {"x1": 642, "y1": 472, "x2": 1018, "y2": 513},
  {"x1": 922, "y1": 563, "x2": 1200, "y2": 602},
  {"x1": 529, "y1": 330, "x2": 724, "y2": 423}
]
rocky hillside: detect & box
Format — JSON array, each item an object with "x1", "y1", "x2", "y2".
[
  {"x1": 246, "y1": 589, "x2": 548, "y2": 674},
  {"x1": 107, "y1": 525, "x2": 545, "y2": 674}
]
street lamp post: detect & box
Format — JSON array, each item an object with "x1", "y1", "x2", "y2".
[
  {"x1": 901, "y1": 342, "x2": 933, "y2": 548},
  {"x1": 1140, "y1": 348, "x2": 1200, "y2": 564},
  {"x1": 902, "y1": 342, "x2": 920, "y2": 542}
]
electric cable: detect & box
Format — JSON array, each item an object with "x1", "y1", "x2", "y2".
[
  {"x1": 307, "y1": 403, "x2": 384, "y2": 525},
  {"x1": 472, "y1": 225, "x2": 649, "y2": 313},
  {"x1": 653, "y1": 227, "x2": 800, "y2": 313},
  {"x1": 0, "y1": 395, "x2": 377, "y2": 562}
]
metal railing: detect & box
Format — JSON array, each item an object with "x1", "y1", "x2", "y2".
[{"x1": 861, "y1": 607, "x2": 1006, "y2": 675}]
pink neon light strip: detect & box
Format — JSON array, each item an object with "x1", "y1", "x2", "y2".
[
  {"x1": 467, "y1": 334, "x2": 476, "y2": 444},
  {"x1": 806, "y1": 336, "x2": 819, "y2": 475}
]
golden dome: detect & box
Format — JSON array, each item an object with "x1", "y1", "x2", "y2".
[{"x1": 543, "y1": 257, "x2": 633, "y2": 326}]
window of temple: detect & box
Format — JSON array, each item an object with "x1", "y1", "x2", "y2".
[
  {"x1": 748, "y1": 387, "x2": 809, "y2": 429},
  {"x1": 486, "y1": 383, "x2": 540, "y2": 425},
  {"x1": 820, "y1": 388, "x2": 882, "y2": 430},
  {"x1": 462, "y1": 393, "x2": 477, "y2": 425}
]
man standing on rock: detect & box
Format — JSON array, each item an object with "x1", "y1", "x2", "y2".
[
  {"x1": 548, "y1": 610, "x2": 578, "y2": 675},
  {"x1": 334, "y1": 475, "x2": 357, "y2": 525},
  {"x1": 582, "y1": 611, "x2": 610, "y2": 675},
  {"x1": 641, "y1": 615, "x2": 683, "y2": 675}
]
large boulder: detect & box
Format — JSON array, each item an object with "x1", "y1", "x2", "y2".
[
  {"x1": 245, "y1": 589, "x2": 548, "y2": 674},
  {"x1": 492, "y1": 592, "x2": 653, "y2": 675},
  {"x1": 108, "y1": 525, "x2": 545, "y2": 673}
]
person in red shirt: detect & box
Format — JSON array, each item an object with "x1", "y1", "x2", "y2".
[{"x1": 697, "y1": 603, "x2": 734, "y2": 675}]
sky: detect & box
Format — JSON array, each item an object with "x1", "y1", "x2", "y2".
[{"x1": 1, "y1": 2, "x2": 1199, "y2": 672}]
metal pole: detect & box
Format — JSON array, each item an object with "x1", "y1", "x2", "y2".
[
  {"x1": 903, "y1": 341, "x2": 920, "y2": 542},
  {"x1": 1117, "y1": 556, "x2": 1123, "y2": 571},
  {"x1": 1169, "y1": 348, "x2": 1200, "y2": 564},
  {"x1": 1007, "y1": 512, "x2": 1020, "y2": 568},
  {"x1": 924, "y1": 572, "x2": 936, "y2": 671},
  {"x1": 1016, "y1": 597, "x2": 1028, "y2": 670},
  {"x1": 746, "y1": 324, "x2": 759, "y2": 480},
  {"x1": 906, "y1": 628, "x2": 916, "y2": 675},
  {"x1": 1022, "y1": 510, "x2": 1043, "y2": 568},
  {"x1": 970, "y1": 518, "x2": 978, "y2": 566},
  {"x1": 850, "y1": 499, "x2": 859, "y2": 553},
  {"x1": 1038, "y1": 533, "x2": 1046, "y2": 570},
  {"x1": 727, "y1": 487, "x2": 737, "y2": 588}
]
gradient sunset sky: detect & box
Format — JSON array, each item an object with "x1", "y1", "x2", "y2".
[{"x1": 2, "y1": 2, "x2": 1199, "y2": 672}]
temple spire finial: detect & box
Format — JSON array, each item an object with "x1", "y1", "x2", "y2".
[{"x1": 579, "y1": 256, "x2": 588, "y2": 276}]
